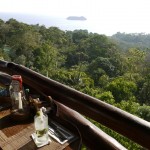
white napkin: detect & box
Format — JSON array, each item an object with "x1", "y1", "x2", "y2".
[{"x1": 31, "y1": 133, "x2": 51, "y2": 148}]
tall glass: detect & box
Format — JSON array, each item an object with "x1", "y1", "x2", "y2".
[{"x1": 34, "y1": 111, "x2": 49, "y2": 144}]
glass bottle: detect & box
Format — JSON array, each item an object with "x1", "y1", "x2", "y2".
[
  {"x1": 34, "y1": 107, "x2": 49, "y2": 144},
  {"x1": 9, "y1": 75, "x2": 30, "y2": 121}
]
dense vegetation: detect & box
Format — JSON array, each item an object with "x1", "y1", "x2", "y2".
[
  {"x1": 112, "y1": 32, "x2": 150, "y2": 51},
  {"x1": 0, "y1": 18, "x2": 150, "y2": 149}
]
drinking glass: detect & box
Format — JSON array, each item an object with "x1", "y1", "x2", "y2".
[{"x1": 34, "y1": 112, "x2": 49, "y2": 144}]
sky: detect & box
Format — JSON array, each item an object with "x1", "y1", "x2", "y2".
[{"x1": 0, "y1": 0, "x2": 150, "y2": 35}]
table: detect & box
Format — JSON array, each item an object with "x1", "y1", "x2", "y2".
[{"x1": 0, "y1": 99, "x2": 80, "y2": 150}]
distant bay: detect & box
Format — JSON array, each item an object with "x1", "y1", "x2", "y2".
[
  {"x1": 0, "y1": 13, "x2": 89, "y2": 30},
  {"x1": 0, "y1": 12, "x2": 112, "y2": 35}
]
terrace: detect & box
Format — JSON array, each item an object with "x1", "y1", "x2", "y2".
[{"x1": 0, "y1": 60, "x2": 150, "y2": 150}]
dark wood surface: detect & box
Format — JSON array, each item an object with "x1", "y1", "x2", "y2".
[{"x1": 0, "y1": 100, "x2": 79, "y2": 150}]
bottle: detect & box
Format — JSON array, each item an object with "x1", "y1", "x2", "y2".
[
  {"x1": 9, "y1": 75, "x2": 30, "y2": 121},
  {"x1": 34, "y1": 107, "x2": 49, "y2": 144}
]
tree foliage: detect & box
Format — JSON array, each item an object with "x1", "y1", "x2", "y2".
[{"x1": 107, "y1": 77, "x2": 137, "y2": 102}]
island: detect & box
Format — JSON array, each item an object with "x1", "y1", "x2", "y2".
[{"x1": 66, "y1": 16, "x2": 87, "y2": 21}]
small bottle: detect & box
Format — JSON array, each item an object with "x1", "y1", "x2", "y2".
[
  {"x1": 34, "y1": 107, "x2": 49, "y2": 144},
  {"x1": 9, "y1": 75, "x2": 30, "y2": 121}
]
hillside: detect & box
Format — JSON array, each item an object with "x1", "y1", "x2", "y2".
[{"x1": 111, "y1": 32, "x2": 150, "y2": 50}]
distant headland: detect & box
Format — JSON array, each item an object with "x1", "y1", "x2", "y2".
[{"x1": 66, "y1": 16, "x2": 87, "y2": 21}]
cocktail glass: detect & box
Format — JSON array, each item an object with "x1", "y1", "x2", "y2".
[{"x1": 34, "y1": 113, "x2": 49, "y2": 144}]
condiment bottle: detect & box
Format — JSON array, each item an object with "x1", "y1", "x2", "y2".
[{"x1": 9, "y1": 75, "x2": 30, "y2": 121}]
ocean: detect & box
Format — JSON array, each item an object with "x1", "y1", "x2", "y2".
[{"x1": 0, "y1": 12, "x2": 112, "y2": 35}]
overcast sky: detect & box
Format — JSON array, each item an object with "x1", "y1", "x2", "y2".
[{"x1": 0, "y1": 0, "x2": 150, "y2": 35}]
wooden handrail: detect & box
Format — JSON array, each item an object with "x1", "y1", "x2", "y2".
[
  {"x1": 0, "y1": 60, "x2": 150, "y2": 149},
  {"x1": 0, "y1": 63, "x2": 127, "y2": 150},
  {"x1": 0, "y1": 72, "x2": 12, "y2": 87}
]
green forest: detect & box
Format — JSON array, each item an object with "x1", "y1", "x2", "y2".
[{"x1": 0, "y1": 18, "x2": 150, "y2": 149}]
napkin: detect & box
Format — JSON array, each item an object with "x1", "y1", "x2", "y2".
[{"x1": 31, "y1": 133, "x2": 51, "y2": 148}]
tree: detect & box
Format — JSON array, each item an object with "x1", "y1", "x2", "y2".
[
  {"x1": 136, "y1": 105, "x2": 150, "y2": 121},
  {"x1": 107, "y1": 77, "x2": 137, "y2": 102},
  {"x1": 45, "y1": 27, "x2": 69, "y2": 48},
  {"x1": 0, "y1": 21, "x2": 10, "y2": 47},
  {"x1": 125, "y1": 48, "x2": 146, "y2": 75},
  {"x1": 143, "y1": 51, "x2": 150, "y2": 75},
  {"x1": 33, "y1": 43, "x2": 65, "y2": 76},
  {"x1": 8, "y1": 29, "x2": 41, "y2": 66},
  {"x1": 87, "y1": 57, "x2": 115, "y2": 83},
  {"x1": 96, "y1": 91, "x2": 115, "y2": 105},
  {"x1": 138, "y1": 75, "x2": 150, "y2": 104},
  {"x1": 80, "y1": 33, "x2": 116, "y2": 62},
  {"x1": 71, "y1": 30, "x2": 89, "y2": 44},
  {"x1": 0, "y1": 48, "x2": 4, "y2": 60}
]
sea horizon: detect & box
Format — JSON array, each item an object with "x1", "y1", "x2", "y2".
[
  {"x1": 1, "y1": 12, "x2": 150, "y2": 36},
  {"x1": 0, "y1": 12, "x2": 118, "y2": 36}
]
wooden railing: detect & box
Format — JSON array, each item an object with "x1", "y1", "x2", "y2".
[{"x1": 0, "y1": 60, "x2": 150, "y2": 149}]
